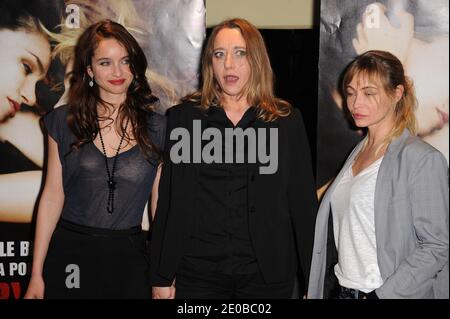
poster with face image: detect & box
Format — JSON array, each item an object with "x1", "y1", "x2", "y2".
[
  {"x1": 316, "y1": 0, "x2": 449, "y2": 195},
  {"x1": 0, "y1": 0, "x2": 205, "y2": 299}
]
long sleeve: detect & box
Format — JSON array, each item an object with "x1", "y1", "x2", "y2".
[
  {"x1": 149, "y1": 107, "x2": 175, "y2": 287},
  {"x1": 377, "y1": 150, "x2": 449, "y2": 298},
  {"x1": 287, "y1": 108, "x2": 318, "y2": 292}
]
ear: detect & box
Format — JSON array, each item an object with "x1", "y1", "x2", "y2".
[
  {"x1": 394, "y1": 84, "x2": 404, "y2": 103},
  {"x1": 87, "y1": 65, "x2": 94, "y2": 78}
]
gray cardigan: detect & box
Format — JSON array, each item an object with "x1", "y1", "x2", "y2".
[{"x1": 308, "y1": 130, "x2": 449, "y2": 299}]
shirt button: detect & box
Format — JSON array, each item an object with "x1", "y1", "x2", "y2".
[
  {"x1": 249, "y1": 206, "x2": 255, "y2": 213},
  {"x1": 250, "y1": 175, "x2": 255, "y2": 182}
]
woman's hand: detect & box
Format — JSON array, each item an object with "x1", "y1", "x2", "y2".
[
  {"x1": 152, "y1": 279, "x2": 176, "y2": 299},
  {"x1": 152, "y1": 286, "x2": 176, "y2": 299},
  {"x1": 23, "y1": 275, "x2": 45, "y2": 299}
]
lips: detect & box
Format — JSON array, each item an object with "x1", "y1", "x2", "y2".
[
  {"x1": 7, "y1": 97, "x2": 21, "y2": 116},
  {"x1": 352, "y1": 113, "x2": 366, "y2": 120},
  {"x1": 224, "y1": 75, "x2": 239, "y2": 84},
  {"x1": 436, "y1": 107, "x2": 449, "y2": 129},
  {"x1": 108, "y1": 79, "x2": 126, "y2": 85}
]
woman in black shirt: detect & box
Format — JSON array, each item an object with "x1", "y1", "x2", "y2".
[{"x1": 150, "y1": 18, "x2": 317, "y2": 299}]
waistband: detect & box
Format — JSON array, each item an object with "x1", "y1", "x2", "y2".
[
  {"x1": 58, "y1": 218, "x2": 142, "y2": 237},
  {"x1": 338, "y1": 285, "x2": 377, "y2": 299}
]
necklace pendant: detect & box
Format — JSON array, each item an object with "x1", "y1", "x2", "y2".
[
  {"x1": 107, "y1": 180, "x2": 116, "y2": 191},
  {"x1": 107, "y1": 180, "x2": 116, "y2": 214},
  {"x1": 98, "y1": 118, "x2": 129, "y2": 216}
]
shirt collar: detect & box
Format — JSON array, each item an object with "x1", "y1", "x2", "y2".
[{"x1": 206, "y1": 105, "x2": 257, "y2": 129}]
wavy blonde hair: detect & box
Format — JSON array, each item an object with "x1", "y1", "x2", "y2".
[{"x1": 342, "y1": 50, "x2": 417, "y2": 153}]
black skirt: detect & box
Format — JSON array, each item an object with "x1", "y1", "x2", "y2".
[{"x1": 43, "y1": 219, "x2": 151, "y2": 299}]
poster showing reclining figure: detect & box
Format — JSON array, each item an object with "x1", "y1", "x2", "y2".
[{"x1": 317, "y1": 0, "x2": 449, "y2": 195}]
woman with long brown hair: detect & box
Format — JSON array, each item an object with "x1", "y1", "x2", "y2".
[
  {"x1": 150, "y1": 18, "x2": 317, "y2": 299},
  {"x1": 25, "y1": 20, "x2": 165, "y2": 298}
]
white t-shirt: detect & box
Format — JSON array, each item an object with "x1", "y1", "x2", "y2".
[{"x1": 331, "y1": 156, "x2": 384, "y2": 293}]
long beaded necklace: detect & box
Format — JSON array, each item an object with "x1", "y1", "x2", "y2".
[{"x1": 97, "y1": 118, "x2": 129, "y2": 214}]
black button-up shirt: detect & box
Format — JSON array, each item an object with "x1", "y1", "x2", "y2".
[{"x1": 183, "y1": 106, "x2": 259, "y2": 275}]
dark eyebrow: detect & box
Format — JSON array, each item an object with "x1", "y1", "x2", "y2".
[
  {"x1": 95, "y1": 55, "x2": 129, "y2": 62},
  {"x1": 26, "y1": 50, "x2": 45, "y2": 75}
]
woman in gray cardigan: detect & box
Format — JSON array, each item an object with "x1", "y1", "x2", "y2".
[{"x1": 308, "y1": 50, "x2": 448, "y2": 299}]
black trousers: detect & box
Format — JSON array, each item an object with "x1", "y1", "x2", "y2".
[
  {"x1": 337, "y1": 285, "x2": 378, "y2": 299},
  {"x1": 43, "y1": 219, "x2": 151, "y2": 299},
  {"x1": 175, "y1": 259, "x2": 295, "y2": 299}
]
